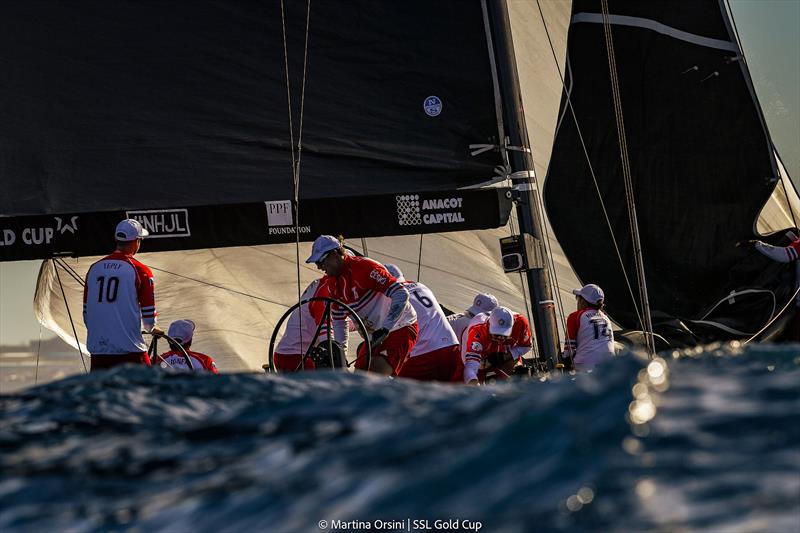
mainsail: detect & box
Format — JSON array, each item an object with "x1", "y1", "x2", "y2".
[
  {"x1": 0, "y1": 1, "x2": 512, "y2": 261},
  {"x1": 6, "y1": 1, "x2": 576, "y2": 370},
  {"x1": 543, "y1": 0, "x2": 799, "y2": 344}
]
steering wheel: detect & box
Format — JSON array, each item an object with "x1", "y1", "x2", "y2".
[{"x1": 265, "y1": 297, "x2": 371, "y2": 373}]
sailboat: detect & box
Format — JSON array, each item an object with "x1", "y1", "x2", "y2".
[
  {"x1": 543, "y1": 0, "x2": 800, "y2": 346},
  {"x1": 1, "y1": 1, "x2": 796, "y2": 372}
]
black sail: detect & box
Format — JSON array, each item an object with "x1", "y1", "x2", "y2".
[
  {"x1": 544, "y1": 0, "x2": 794, "y2": 342},
  {"x1": 0, "y1": 1, "x2": 510, "y2": 261}
]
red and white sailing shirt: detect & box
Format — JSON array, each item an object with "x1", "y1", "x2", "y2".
[
  {"x1": 402, "y1": 280, "x2": 458, "y2": 357},
  {"x1": 463, "y1": 313, "x2": 532, "y2": 383},
  {"x1": 157, "y1": 350, "x2": 219, "y2": 374},
  {"x1": 83, "y1": 251, "x2": 157, "y2": 354},
  {"x1": 329, "y1": 255, "x2": 416, "y2": 347},
  {"x1": 460, "y1": 312, "x2": 532, "y2": 361},
  {"x1": 564, "y1": 307, "x2": 614, "y2": 370},
  {"x1": 275, "y1": 277, "x2": 337, "y2": 355},
  {"x1": 448, "y1": 311, "x2": 477, "y2": 342}
]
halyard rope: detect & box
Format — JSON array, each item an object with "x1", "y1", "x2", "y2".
[
  {"x1": 280, "y1": 0, "x2": 312, "y2": 360},
  {"x1": 535, "y1": 0, "x2": 647, "y2": 335},
  {"x1": 601, "y1": 0, "x2": 655, "y2": 356},
  {"x1": 53, "y1": 259, "x2": 88, "y2": 373}
]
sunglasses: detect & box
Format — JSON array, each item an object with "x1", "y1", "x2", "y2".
[{"x1": 315, "y1": 249, "x2": 334, "y2": 267}]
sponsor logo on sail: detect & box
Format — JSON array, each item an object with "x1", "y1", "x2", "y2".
[
  {"x1": 423, "y1": 95, "x2": 442, "y2": 117},
  {"x1": 55, "y1": 216, "x2": 79, "y2": 234},
  {"x1": 396, "y1": 194, "x2": 422, "y2": 226},
  {"x1": 0, "y1": 216, "x2": 80, "y2": 247},
  {"x1": 127, "y1": 209, "x2": 190, "y2": 238},
  {"x1": 396, "y1": 194, "x2": 466, "y2": 226},
  {"x1": 265, "y1": 200, "x2": 311, "y2": 235}
]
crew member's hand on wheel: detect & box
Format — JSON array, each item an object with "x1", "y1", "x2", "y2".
[{"x1": 371, "y1": 328, "x2": 389, "y2": 348}]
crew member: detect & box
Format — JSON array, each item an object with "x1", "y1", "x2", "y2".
[
  {"x1": 563, "y1": 284, "x2": 614, "y2": 371},
  {"x1": 83, "y1": 219, "x2": 163, "y2": 371},
  {"x1": 739, "y1": 237, "x2": 800, "y2": 340},
  {"x1": 447, "y1": 292, "x2": 499, "y2": 341},
  {"x1": 157, "y1": 319, "x2": 219, "y2": 373},
  {"x1": 307, "y1": 235, "x2": 417, "y2": 376},
  {"x1": 273, "y1": 276, "x2": 342, "y2": 371},
  {"x1": 384, "y1": 265, "x2": 463, "y2": 383},
  {"x1": 463, "y1": 306, "x2": 532, "y2": 385}
]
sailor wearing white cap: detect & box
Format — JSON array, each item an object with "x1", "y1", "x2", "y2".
[
  {"x1": 83, "y1": 219, "x2": 164, "y2": 371},
  {"x1": 447, "y1": 292, "x2": 499, "y2": 342},
  {"x1": 157, "y1": 319, "x2": 219, "y2": 373},
  {"x1": 462, "y1": 306, "x2": 532, "y2": 385},
  {"x1": 307, "y1": 235, "x2": 418, "y2": 376},
  {"x1": 564, "y1": 284, "x2": 614, "y2": 370}
]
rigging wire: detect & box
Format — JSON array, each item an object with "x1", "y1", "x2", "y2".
[
  {"x1": 55, "y1": 258, "x2": 85, "y2": 287},
  {"x1": 507, "y1": 208, "x2": 538, "y2": 359},
  {"x1": 744, "y1": 285, "x2": 800, "y2": 344},
  {"x1": 150, "y1": 266, "x2": 289, "y2": 307},
  {"x1": 416, "y1": 234, "x2": 423, "y2": 282},
  {"x1": 280, "y1": 0, "x2": 312, "y2": 358},
  {"x1": 34, "y1": 322, "x2": 42, "y2": 385},
  {"x1": 535, "y1": 0, "x2": 647, "y2": 336},
  {"x1": 518, "y1": 170, "x2": 569, "y2": 336},
  {"x1": 53, "y1": 259, "x2": 88, "y2": 373},
  {"x1": 601, "y1": 0, "x2": 656, "y2": 355}
]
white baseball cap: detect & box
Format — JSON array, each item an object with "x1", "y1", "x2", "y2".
[
  {"x1": 115, "y1": 219, "x2": 149, "y2": 241},
  {"x1": 384, "y1": 264, "x2": 405, "y2": 282},
  {"x1": 573, "y1": 283, "x2": 605, "y2": 305},
  {"x1": 168, "y1": 319, "x2": 196, "y2": 344},
  {"x1": 467, "y1": 292, "x2": 498, "y2": 316},
  {"x1": 306, "y1": 235, "x2": 341, "y2": 264},
  {"x1": 488, "y1": 306, "x2": 514, "y2": 337}
]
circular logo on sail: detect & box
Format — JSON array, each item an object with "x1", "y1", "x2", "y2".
[{"x1": 423, "y1": 96, "x2": 442, "y2": 117}]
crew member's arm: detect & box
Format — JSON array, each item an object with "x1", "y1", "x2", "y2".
[
  {"x1": 754, "y1": 240, "x2": 800, "y2": 263},
  {"x1": 563, "y1": 311, "x2": 579, "y2": 359},
  {"x1": 463, "y1": 326, "x2": 484, "y2": 385},
  {"x1": 308, "y1": 292, "x2": 331, "y2": 343},
  {"x1": 381, "y1": 281, "x2": 411, "y2": 332},
  {"x1": 509, "y1": 315, "x2": 533, "y2": 360},
  {"x1": 330, "y1": 304, "x2": 350, "y2": 352},
  {"x1": 136, "y1": 264, "x2": 159, "y2": 333}
]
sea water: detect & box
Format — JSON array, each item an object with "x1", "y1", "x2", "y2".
[{"x1": 1, "y1": 343, "x2": 798, "y2": 532}]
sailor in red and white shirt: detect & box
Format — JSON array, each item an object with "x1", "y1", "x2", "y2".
[
  {"x1": 563, "y1": 284, "x2": 614, "y2": 371},
  {"x1": 463, "y1": 307, "x2": 532, "y2": 385},
  {"x1": 447, "y1": 292, "x2": 499, "y2": 341},
  {"x1": 307, "y1": 235, "x2": 417, "y2": 376},
  {"x1": 83, "y1": 219, "x2": 164, "y2": 371},
  {"x1": 157, "y1": 319, "x2": 219, "y2": 373},
  {"x1": 740, "y1": 236, "x2": 800, "y2": 340},
  {"x1": 383, "y1": 265, "x2": 463, "y2": 383},
  {"x1": 273, "y1": 276, "x2": 339, "y2": 371}
]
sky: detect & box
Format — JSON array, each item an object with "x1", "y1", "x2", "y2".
[{"x1": 1, "y1": 0, "x2": 799, "y2": 349}]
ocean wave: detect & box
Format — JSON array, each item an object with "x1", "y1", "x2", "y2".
[{"x1": 1, "y1": 343, "x2": 798, "y2": 532}]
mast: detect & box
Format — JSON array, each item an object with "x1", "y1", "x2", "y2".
[{"x1": 485, "y1": 0, "x2": 561, "y2": 367}]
